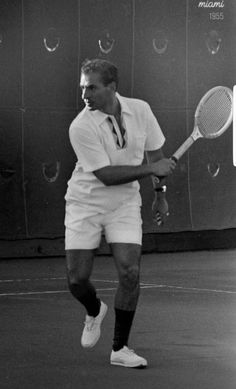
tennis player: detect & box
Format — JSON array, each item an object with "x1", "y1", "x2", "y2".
[{"x1": 65, "y1": 58, "x2": 176, "y2": 368}]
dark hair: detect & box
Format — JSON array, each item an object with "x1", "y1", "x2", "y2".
[{"x1": 81, "y1": 58, "x2": 119, "y2": 88}]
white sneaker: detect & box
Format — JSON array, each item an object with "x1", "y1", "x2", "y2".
[
  {"x1": 81, "y1": 301, "x2": 108, "y2": 348},
  {"x1": 110, "y1": 346, "x2": 148, "y2": 368}
]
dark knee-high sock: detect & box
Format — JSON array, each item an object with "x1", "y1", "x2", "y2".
[
  {"x1": 113, "y1": 308, "x2": 135, "y2": 351},
  {"x1": 69, "y1": 280, "x2": 101, "y2": 317}
]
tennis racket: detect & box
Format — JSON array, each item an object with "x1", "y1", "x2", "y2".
[{"x1": 171, "y1": 86, "x2": 233, "y2": 162}]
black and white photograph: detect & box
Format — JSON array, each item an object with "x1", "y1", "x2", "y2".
[{"x1": 1, "y1": 1, "x2": 236, "y2": 388}]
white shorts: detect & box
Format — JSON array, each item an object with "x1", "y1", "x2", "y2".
[{"x1": 65, "y1": 201, "x2": 143, "y2": 250}]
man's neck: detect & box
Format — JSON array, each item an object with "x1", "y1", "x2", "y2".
[{"x1": 101, "y1": 96, "x2": 121, "y2": 116}]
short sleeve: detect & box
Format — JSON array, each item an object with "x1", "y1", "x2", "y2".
[
  {"x1": 144, "y1": 104, "x2": 165, "y2": 151},
  {"x1": 69, "y1": 124, "x2": 111, "y2": 172}
]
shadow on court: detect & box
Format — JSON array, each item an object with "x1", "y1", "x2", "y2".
[{"x1": 1, "y1": 249, "x2": 236, "y2": 389}]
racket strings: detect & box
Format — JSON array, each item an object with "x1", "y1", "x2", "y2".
[{"x1": 197, "y1": 90, "x2": 232, "y2": 138}]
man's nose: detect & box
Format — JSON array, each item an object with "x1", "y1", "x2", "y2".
[{"x1": 82, "y1": 88, "x2": 90, "y2": 100}]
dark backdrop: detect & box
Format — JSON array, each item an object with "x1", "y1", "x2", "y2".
[{"x1": 0, "y1": 0, "x2": 235, "y2": 257}]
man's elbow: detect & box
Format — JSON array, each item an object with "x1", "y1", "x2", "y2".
[{"x1": 93, "y1": 167, "x2": 113, "y2": 186}]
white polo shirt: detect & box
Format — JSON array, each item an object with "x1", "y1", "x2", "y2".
[{"x1": 65, "y1": 93, "x2": 165, "y2": 213}]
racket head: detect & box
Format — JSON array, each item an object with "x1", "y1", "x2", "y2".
[
  {"x1": 194, "y1": 86, "x2": 233, "y2": 139},
  {"x1": 233, "y1": 85, "x2": 236, "y2": 167}
]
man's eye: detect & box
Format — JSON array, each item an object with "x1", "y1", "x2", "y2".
[{"x1": 80, "y1": 85, "x2": 97, "y2": 92}]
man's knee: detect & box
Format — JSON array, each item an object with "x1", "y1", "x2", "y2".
[
  {"x1": 66, "y1": 259, "x2": 91, "y2": 299},
  {"x1": 119, "y1": 264, "x2": 140, "y2": 290},
  {"x1": 66, "y1": 249, "x2": 94, "y2": 285},
  {"x1": 68, "y1": 278, "x2": 89, "y2": 300}
]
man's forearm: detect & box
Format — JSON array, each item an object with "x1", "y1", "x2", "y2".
[
  {"x1": 146, "y1": 149, "x2": 165, "y2": 189},
  {"x1": 93, "y1": 164, "x2": 154, "y2": 186}
]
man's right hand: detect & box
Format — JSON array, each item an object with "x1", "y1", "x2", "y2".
[{"x1": 151, "y1": 158, "x2": 176, "y2": 177}]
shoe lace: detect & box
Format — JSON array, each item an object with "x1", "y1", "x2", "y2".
[
  {"x1": 84, "y1": 316, "x2": 95, "y2": 331},
  {"x1": 123, "y1": 346, "x2": 135, "y2": 355}
]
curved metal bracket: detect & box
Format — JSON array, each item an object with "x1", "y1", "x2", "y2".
[
  {"x1": 0, "y1": 32, "x2": 3, "y2": 47},
  {"x1": 207, "y1": 162, "x2": 220, "y2": 178},
  {"x1": 98, "y1": 32, "x2": 115, "y2": 54},
  {"x1": 0, "y1": 168, "x2": 16, "y2": 179},
  {"x1": 43, "y1": 28, "x2": 60, "y2": 53},
  {"x1": 42, "y1": 161, "x2": 60, "y2": 183},
  {"x1": 206, "y1": 30, "x2": 221, "y2": 55},
  {"x1": 152, "y1": 31, "x2": 168, "y2": 54}
]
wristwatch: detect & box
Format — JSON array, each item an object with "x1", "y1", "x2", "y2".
[{"x1": 154, "y1": 185, "x2": 167, "y2": 193}]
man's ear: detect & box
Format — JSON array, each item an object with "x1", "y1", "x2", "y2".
[{"x1": 107, "y1": 81, "x2": 117, "y2": 92}]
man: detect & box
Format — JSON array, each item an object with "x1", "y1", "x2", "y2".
[{"x1": 65, "y1": 59, "x2": 176, "y2": 368}]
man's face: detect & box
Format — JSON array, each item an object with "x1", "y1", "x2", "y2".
[{"x1": 80, "y1": 71, "x2": 114, "y2": 112}]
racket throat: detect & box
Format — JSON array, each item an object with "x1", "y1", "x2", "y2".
[{"x1": 191, "y1": 126, "x2": 202, "y2": 141}]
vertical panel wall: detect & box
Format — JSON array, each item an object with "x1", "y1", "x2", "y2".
[
  {"x1": 0, "y1": 1, "x2": 26, "y2": 238},
  {"x1": 23, "y1": 111, "x2": 76, "y2": 237},
  {"x1": 79, "y1": 0, "x2": 134, "y2": 97},
  {"x1": 0, "y1": 0, "x2": 22, "y2": 107},
  {"x1": 134, "y1": 0, "x2": 193, "y2": 233},
  {"x1": 0, "y1": 0, "x2": 235, "y2": 254},
  {"x1": 187, "y1": 0, "x2": 236, "y2": 230},
  {"x1": 24, "y1": 0, "x2": 78, "y2": 109},
  {"x1": 0, "y1": 111, "x2": 26, "y2": 238},
  {"x1": 23, "y1": 0, "x2": 78, "y2": 238}
]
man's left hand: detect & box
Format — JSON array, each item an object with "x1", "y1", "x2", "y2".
[{"x1": 152, "y1": 194, "x2": 170, "y2": 226}]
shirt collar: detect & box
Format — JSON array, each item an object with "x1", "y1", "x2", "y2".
[
  {"x1": 88, "y1": 93, "x2": 133, "y2": 125},
  {"x1": 116, "y1": 93, "x2": 132, "y2": 116}
]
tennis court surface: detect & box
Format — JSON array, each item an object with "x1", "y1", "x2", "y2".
[{"x1": 1, "y1": 249, "x2": 236, "y2": 389}]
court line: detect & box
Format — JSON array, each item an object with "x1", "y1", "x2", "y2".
[
  {"x1": 0, "y1": 288, "x2": 117, "y2": 297},
  {"x1": 1, "y1": 280, "x2": 236, "y2": 297},
  {"x1": 0, "y1": 277, "x2": 117, "y2": 283},
  {"x1": 140, "y1": 284, "x2": 236, "y2": 294},
  {"x1": 0, "y1": 277, "x2": 66, "y2": 283}
]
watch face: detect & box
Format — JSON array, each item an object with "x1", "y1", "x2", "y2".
[{"x1": 155, "y1": 185, "x2": 167, "y2": 192}]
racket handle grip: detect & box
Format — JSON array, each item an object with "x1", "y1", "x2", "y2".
[
  {"x1": 172, "y1": 136, "x2": 195, "y2": 161},
  {"x1": 171, "y1": 156, "x2": 178, "y2": 163}
]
